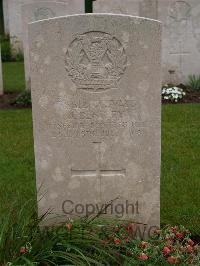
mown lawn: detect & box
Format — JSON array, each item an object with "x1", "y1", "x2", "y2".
[
  {"x1": 161, "y1": 104, "x2": 200, "y2": 235},
  {"x1": 0, "y1": 104, "x2": 200, "y2": 235},
  {"x1": 0, "y1": 109, "x2": 36, "y2": 215},
  {"x1": 2, "y1": 62, "x2": 25, "y2": 93}
]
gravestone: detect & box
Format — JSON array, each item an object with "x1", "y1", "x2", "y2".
[
  {"x1": 94, "y1": 0, "x2": 200, "y2": 84},
  {"x1": 93, "y1": 0, "x2": 157, "y2": 19},
  {"x1": 29, "y1": 14, "x2": 161, "y2": 228},
  {"x1": 158, "y1": 0, "x2": 200, "y2": 84},
  {"x1": 3, "y1": 0, "x2": 85, "y2": 55},
  {"x1": 22, "y1": 1, "x2": 84, "y2": 89},
  {"x1": 0, "y1": 47, "x2": 3, "y2": 96},
  {"x1": 3, "y1": 0, "x2": 9, "y2": 34}
]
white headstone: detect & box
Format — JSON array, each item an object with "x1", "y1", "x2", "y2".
[
  {"x1": 158, "y1": 0, "x2": 200, "y2": 84},
  {"x1": 93, "y1": 0, "x2": 157, "y2": 19},
  {"x1": 4, "y1": 0, "x2": 85, "y2": 55},
  {"x1": 94, "y1": 0, "x2": 200, "y2": 84},
  {"x1": 22, "y1": 1, "x2": 85, "y2": 89},
  {"x1": 3, "y1": 0, "x2": 10, "y2": 34},
  {"x1": 29, "y1": 14, "x2": 161, "y2": 229}
]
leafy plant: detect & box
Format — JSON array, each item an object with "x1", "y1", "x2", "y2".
[
  {"x1": 162, "y1": 85, "x2": 186, "y2": 102},
  {"x1": 0, "y1": 35, "x2": 24, "y2": 62},
  {"x1": 0, "y1": 201, "x2": 199, "y2": 265},
  {"x1": 15, "y1": 90, "x2": 32, "y2": 107},
  {"x1": 188, "y1": 75, "x2": 200, "y2": 91},
  {"x1": 0, "y1": 35, "x2": 12, "y2": 62}
]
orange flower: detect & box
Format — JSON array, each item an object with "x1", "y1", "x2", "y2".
[
  {"x1": 126, "y1": 223, "x2": 136, "y2": 233},
  {"x1": 139, "y1": 241, "x2": 148, "y2": 249},
  {"x1": 167, "y1": 256, "x2": 178, "y2": 264},
  {"x1": 188, "y1": 239, "x2": 194, "y2": 246},
  {"x1": 66, "y1": 223, "x2": 73, "y2": 231},
  {"x1": 114, "y1": 238, "x2": 121, "y2": 246},
  {"x1": 125, "y1": 237, "x2": 129, "y2": 244},
  {"x1": 163, "y1": 246, "x2": 171, "y2": 256},
  {"x1": 176, "y1": 232, "x2": 184, "y2": 239},
  {"x1": 20, "y1": 246, "x2": 28, "y2": 254},
  {"x1": 138, "y1": 253, "x2": 148, "y2": 261},
  {"x1": 187, "y1": 245, "x2": 193, "y2": 253}
]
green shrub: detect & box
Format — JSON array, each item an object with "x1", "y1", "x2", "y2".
[
  {"x1": 188, "y1": 74, "x2": 200, "y2": 90},
  {"x1": 15, "y1": 90, "x2": 32, "y2": 107},
  {"x1": 0, "y1": 35, "x2": 24, "y2": 62},
  {"x1": 14, "y1": 50, "x2": 24, "y2": 62},
  {"x1": 0, "y1": 35, "x2": 12, "y2": 62}
]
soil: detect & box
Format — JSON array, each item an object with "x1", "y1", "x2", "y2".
[{"x1": 0, "y1": 93, "x2": 31, "y2": 109}]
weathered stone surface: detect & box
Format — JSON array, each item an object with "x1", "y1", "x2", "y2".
[
  {"x1": 4, "y1": 0, "x2": 85, "y2": 54},
  {"x1": 22, "y1": 1, "x2": 84, "y2": 89},
  {"x1": 158, "y1": 0, "x2": 200, "y2": 84},
  {"x1": 94, "y1": 0, "x2": 200, "y2": 84},
  {"x1": 93, "y1": 0, "x2": 140, "y2": 16},
  {"x1": 0, "y1": 46, "x2": 3, "y2": 96},
  {"x1": 3, "y1": 0, "x2": 9, "y2": 34},
  {"x1": 93, "y1": 0, "x2": 157, "y2": 19},
  {"x1": 29, "y1": 14, "x2": 161, "y2": 228}
]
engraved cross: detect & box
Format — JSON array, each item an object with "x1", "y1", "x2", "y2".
[
  {"x1": 170, "y1": 41, "x2": 189, "y2": 75},
  {"x1": 71, "y1": 142, "x2": 126, "y2": 201}
]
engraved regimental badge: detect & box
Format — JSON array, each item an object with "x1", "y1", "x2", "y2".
[
  {"x1": 65, "y1": 31, "x2": 127, "y2": 91},
  {"x1": 34, "y1": 7, "x2": 56, "y2": 21}
]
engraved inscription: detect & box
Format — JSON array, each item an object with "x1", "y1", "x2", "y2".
[
  {"x1": 71, "y1": 142, "x2": 126, "y2": 201},
  {"x1": 65, "y1": 31, "x2": 127, "y2": 91},
  {"x1": 49, "y1": 96, "x2": 139, "y2": 139},
  {"x1": 34, "y1": 7, "x2": 56, "y2": 20}
]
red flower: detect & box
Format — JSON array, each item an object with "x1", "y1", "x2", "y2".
[
  {"x1": 139, "y1": 241, "x2": 148, "y2": 249},
  {"x1": 167, "y1": 257, "x2": 178, "y2": 264},
  {"x1": 125, "y1": 237, "x2": 129, "y2": 244},
  {"x1": 138, "y1": 253, "x2": 148, "y2": 261},
  {"x1": 66, "y1": 223, "x2": 73, "y2": 231},
  {"x1": 20, "y1": 246, "x2": 28, "y2": 254},
  {"x1": 163, "y1": 246, "x2": 171, "y2": 256},
  {"x1": 187, "y1": 245, "x2": 193, "y2": 253},
  {"x1": 114, "y1": 238, "x2": 121, "y2": 246},
  {"x1": 188, "y1": 239, "x2": 194, "y2": 246},
  {"x1": 126, "y1": 223, "x2": 136, "y2": 233},
  {"x1": 176, "y1": 232, "x2": 184, "y2": 239}
]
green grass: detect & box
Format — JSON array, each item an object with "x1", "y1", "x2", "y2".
[
  {"x1": 2, "y1": 62, "x2": 25, "y2": 93},
  {"x1": 0, "y1": 104, "x2": 200, "y2": 236},
  {"x1": 0, "y1": 109, "x2": 36, "y2": 214},
  {"x1": 161, "y1": 104, "x2": 200, "y2": 235}
]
